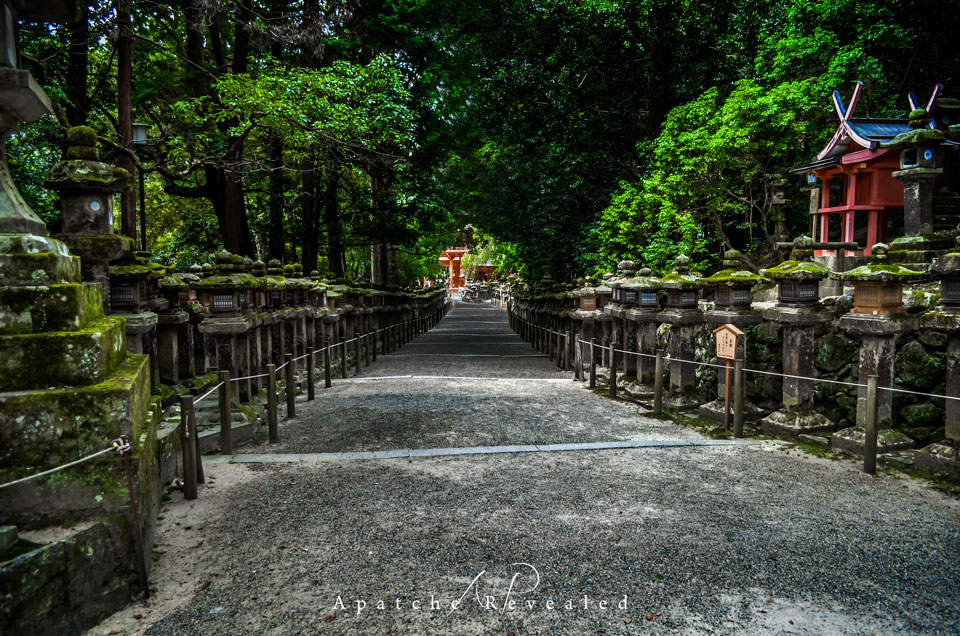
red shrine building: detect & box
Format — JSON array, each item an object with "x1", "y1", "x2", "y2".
[
  {"x1": 437, "y1": 231, "x2": 499, "y2": 291},
  {"x1": 792, "y1": 81, "x2": 912, "y2": 257}
]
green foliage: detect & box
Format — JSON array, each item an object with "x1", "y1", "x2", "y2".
[{"x1": 593, "y1": 79, "x2": 823, "y2": 274}]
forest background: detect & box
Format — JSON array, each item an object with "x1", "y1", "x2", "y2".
[{"x1": 10, "y1": 0, "x2": 960, "y2": 285}]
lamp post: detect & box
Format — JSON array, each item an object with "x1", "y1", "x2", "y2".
[{"x1": 132, "y1": 121, "x2": 149, "y2": 251}]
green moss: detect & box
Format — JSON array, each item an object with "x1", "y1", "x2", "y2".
[
  {"x1": 0, "y1": 538, "x2": 45, "y2": 563},
  {"x1": 761, "y1": 260, "x2": 828, "y2": 280}
]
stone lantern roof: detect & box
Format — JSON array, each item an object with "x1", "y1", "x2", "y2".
[
  {"x1": 620, "y1": 267, "x2": 661, "y2": 291},
  {"x1": 702, "y1": 250, "x2": 767, "y2": 287},
  {"x1": 838, "y1": 243, "x2": 927, "y2": 283},
  {"x1": 761, "y1": 259, "x2": 829, "y2": 281},
  {"x1": 658, "y1": 255, "x2": 703, "y2": 289},
  {"x1": 195, "y1": 251, "x2": 257, "y2": 290},
  {"x1": 43, "y1": 126, "x2": 133, "y2": 195},
  {"x1": 573, "y1": 278, "x2": 599, "y2": 297}
]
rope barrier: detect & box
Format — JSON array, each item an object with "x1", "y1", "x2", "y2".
[
  {"x1": 196, "y1": 382, "x2": 224, "y2": 404},
  {"x1": 0, "y1": 438, "x2": 129, "y2": 490},
  {"x1": 231, "y1": 372, "x2": 271, "y2": 381},
  {"x1": 879, "y1": 385, "x2": 960, "y2": 402}
]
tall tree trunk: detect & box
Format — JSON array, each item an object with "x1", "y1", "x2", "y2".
[
  {"x1": 116, "y1": 0, "x2": 136, "y2": 243},
  {"x1": 267, "y1": 135, "x2": 285, "y2": 260},
  {"x1": 301, "y1": 153, "x2": 318, "y2": 272},
  {"x1": 323, "y1": 169, "x2": 344, "y2": 277},
  {"x1": 222, "y1": 167, "x2": 253, "y2": 256},
  {"x1": 66, "y1": 4, "x2": 89, "y2": 126}
]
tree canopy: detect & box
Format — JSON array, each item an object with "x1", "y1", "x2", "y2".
[{"x1": 11, "y1": 0, "x2": 960, "y2": 283}]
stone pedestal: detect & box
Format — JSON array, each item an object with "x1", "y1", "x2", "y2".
[
  {"x1": 760, "y1": 308, "x2": 834, "y2": 437},
  {"x1": 657, "y1": 308, "x2": 701, "y2": 410},
  {"x1": 831, "y1": 314, "x2": 916, "y2": 455},
  {"x1": 913, "y1": 311, "x2": 960, "y2": 473},
  {"x1": 157, "y1": 310, "x2": 188, "y2": 384},
  {"x1": 699, "y1": 308, "x2": 763, "y2": 423}
]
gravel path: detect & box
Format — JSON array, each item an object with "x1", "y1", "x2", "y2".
[{"x1": 91, "y1": 302, "x2": 960, "y2": 635}]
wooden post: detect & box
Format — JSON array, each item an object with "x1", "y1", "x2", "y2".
[
  {"x1": 373, "y1": 329, "x2": 378, "y2": 362},
  {"x1": 864, "y1": 374, "x2": 878, "y2": 475},
  {"x1": 364, "y1": 332, "x2": 371, "y2": 366},
  {"x1": 565, "y1": 330, "x2": 573, "y2": 372},
  {"x1": 724, "y1": 359, "x2": 732, "y2": 431},
  {"x1": 323, "y1": 344, "x2": 332, "y2": 388},
  {"x1": 609, "y1": 341, "x2": 619, "y2": 398},
  {"x1": 589, "y1": 338, "x2": 597, "y2": 389},
  {"x1": 267, "y1": 363, "x2": 279, "y2": 443},
  {"x1": 733, "y1": 358, "x2": 744, "y2": 438},
  {"x1": 354, "y1": 334, "x2": 361, "y2": 376},
  {"x1": 653, "y1": 349, "x2": 664, "y2": 416},
  {"x1": 178, "y1": 395, "x2": 197, "y2": 500},
  {"x1": 285, "y1": 352, "x2": 296, "y2": 418},
  {"x1": 307, "y1": 347, "x2": 316, "y2": 401},
  {"x1": 218, "y1": 370, "x2": 232, "y2": 454},
  {"x1": 547, "y1": 326, "x2": 554, "y2": 360},
  {"x1": 556, "y1": 331, "x2": 563, "y2": 369},
  {"x1": 340, "y1": 340, "x2": 348, "y2": 378}
]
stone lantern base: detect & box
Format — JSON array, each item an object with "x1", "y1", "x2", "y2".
[
  {"x1": 761, "y1": 408, "x2": 834, "y2": 439},
  {"x1": 830, "y1": 425, "x2": 915, "y2": 456},
  {"x1": 913, "y1": 441, "x2": 960, "y2": 475}
]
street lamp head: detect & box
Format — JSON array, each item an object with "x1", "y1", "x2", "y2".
[{"x1": 131, "y1": 122, "x2": 149, "y2": 147}]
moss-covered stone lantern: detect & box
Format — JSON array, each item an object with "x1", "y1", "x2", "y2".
[
  {"x1": 658, "y1": 255, "x2": 702, "y2": 309},
  {"x1": 621, "y1": 267, "x2": 661, "y2": 309},
  {"x1": 574, "y1": 280, "x2": 599, "y2": 311},
  {"x1": 43, "y1": 126, "x2": 134, "y2": 310},
  {"x1": 841, "y1": 243, "x2": 926, "y2": 315},
  {"x1": 178, "y1": 264, "x2": 201, "y2": 305},
  {"x1": 761, "y1": 254, "x2": 828, "y2": 308},
  {"x1": 251, "y1": 260, "x2": 269, "y2": 309},
  {"x1": 265, "y1": 259, "x2": 286, "y2": 307},
  {"x1": 196, "y1": 251, "x2": 243, "y2": 315},
  {"x1": 702, "y1": 250, "x2": 767, "y2": 310}
]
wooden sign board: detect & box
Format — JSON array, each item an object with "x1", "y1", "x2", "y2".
[
  {"x1": 713, "y1": 323, "x2": 744, "y2": 360},
  {"x1": 580, "y1": 296, "x2": 597, "y2": 310}
]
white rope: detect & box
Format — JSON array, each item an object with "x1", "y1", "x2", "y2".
[
  {"x1": 0, "y1": 440, "x2": 126, "y2": 490},
  {"x1": 275, "y1": 361, "x2": 289, "y2": 372},
  {"x1": 232, "y1": 372, "x2": 270, "y2": 381},
  {"x1": 879, "y1": 385, "x2": 960, "y2": 402},
  {"x1": 196, "y1": 382, "x2": 224, "y2": 404}
]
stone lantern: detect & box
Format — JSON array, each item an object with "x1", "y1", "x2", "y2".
[
  {"x1": 266, "y1": 259, "x2": 287, "y2": 307},
  {"x1": 620, "y1": 267, "x2": 661, "y2": 392},
  {"x1": 759, "y1": 246, "x2": 832, "y2": 438},
  {"x1": 43, "y1": 126, "x2": 134, "y2": 310},
  {"x1": 700, "y1": 250, "x2": 767, "y2": 423},
  {"x1": 830, "y1": 245, "x2": 926, "y2": 455},
  {"x1": 657, "y1": 255, "x2": 705, "y2": 409},
  {"x1": 702, "y1": 250, "x2": 767, "y2": 313},
  {"x1": 659, "y1": 256, "x2": 701, "y2": 309},
  {"x1": 197, "y1": 252, "x2": 243, "y2": 315},
  {"x1": 575, "y1": 281, "x2": 599, "y2": 311}
]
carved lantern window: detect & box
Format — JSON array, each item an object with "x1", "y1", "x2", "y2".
[
  {"x1": 941, "y1": 276, "x2": 960, "y2": 309},
  {"x1": 777, "y1": 280, "x2": 820, "y2": 307},
  {"x1": 666, "y1": 289, "x2": 698, "y2": 309},
  {"x1": 851, "y1": 281, "x2": 903, "y2": 315},
  {"x1": 640, "y1": 290, "x2": 660, "y2": 308},
  {"x1": 714, "y1": 285, "x2": 752, "y2": 309},
  {"x1": 110, "y1": 280, "x2": 147, "y2": 313},
  {"x1": 578, "y1": 295, "x2": 597, "y2": 311}
]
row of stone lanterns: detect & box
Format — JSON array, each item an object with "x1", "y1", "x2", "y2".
[{"x1": 507, "y1": 237, "x2": 960, "y2": 473}]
